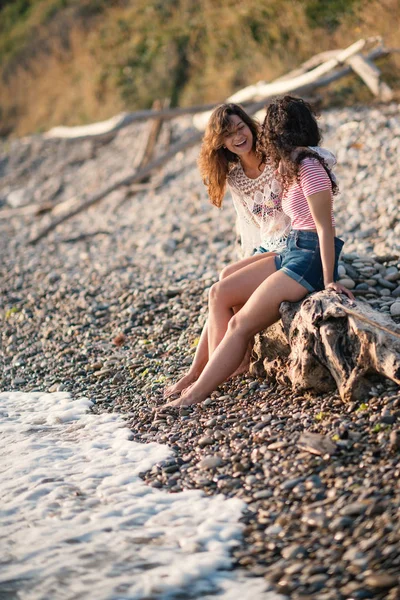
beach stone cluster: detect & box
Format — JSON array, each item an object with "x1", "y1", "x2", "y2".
[
  {"x1": 338, "y1": 253, "x2": 400, "y2": 316},
  {"x1": 1, "y1": 102, "x2": 400, "y2": 599},
  {"x1": 323, "y1": 103, "x2": 400, "y2": 259},
  {"x1": 129, "y1": 381, "x2": 400, "y2": 600}
]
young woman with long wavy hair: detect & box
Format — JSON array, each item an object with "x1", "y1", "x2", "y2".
[{"x1": 164, "y1": 100, "x2": 337, "y2": 400}]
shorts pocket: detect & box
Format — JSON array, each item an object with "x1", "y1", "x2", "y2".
[{"x1": 294, "y1": 234, "x2": 318, "y2": 253}]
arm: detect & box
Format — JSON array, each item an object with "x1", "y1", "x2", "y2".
[
  {"x1": 307, "y1": 190, "x2": 354, "y2": 299},
  {"x1": 307, "y1": 189, "x2": 335, "y2": 286},
  {"x1": 299, "y1": 158, "x2": 353, "y2": 299}
]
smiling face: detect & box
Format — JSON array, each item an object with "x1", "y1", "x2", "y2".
[{"x1": 222, "y1": 114, "x2": 254, "y2": 156}]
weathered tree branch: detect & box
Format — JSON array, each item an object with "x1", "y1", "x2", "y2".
[
  {"x1": 346, "y1": 53, "x2": 394, "y2": 100},
  {"x1": 28, "y1": 132, "x2": 203, "y2": 245},
  {"x1": 229, "y1": 38, "x2": 369, "y2": 104},
  {"x1": 193, "y1": 41, "x2": 392, "y2": 130},
  {"x1": 43, "y1": 102, "x2": 231, "y2": 141},
  {"x1": 39, "y1": 38, "x2": 397, "y2": 143}
]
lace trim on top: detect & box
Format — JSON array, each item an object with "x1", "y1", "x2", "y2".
[{"x1": 227, "y1": 162, "x2": 291, "y2": 257}]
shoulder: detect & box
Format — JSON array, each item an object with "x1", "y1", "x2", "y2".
[
  {"x1": 228, "y1": 162, "x2": 241, "y2": 177},
  {"x1": 298, "y1": 157, "x2": 331, "y2": 194},
  {"x1": 299, "y1": 156, "x2": 325, "y2": 170},
  {"x1": 299, "y1": 157, "x2": 330, "y2": 178},
  {"x1": 227, "y1": 163, "x2": 241, "y2": 185}
]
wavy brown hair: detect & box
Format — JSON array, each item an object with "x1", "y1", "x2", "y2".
[
  {"x1": 257, "y1": 95, "x2": 338, "y2": 195},
  {"x1": 198, "y1": 103, "x2": 259, "y2": 208}
]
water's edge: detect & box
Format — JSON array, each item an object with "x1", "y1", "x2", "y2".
[{"x1": 0, "y1": 391, "x2": 282, "y2": 600}]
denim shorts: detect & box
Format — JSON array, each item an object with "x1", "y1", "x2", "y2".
[{"x1": 274, "y1": 230, "x2": 344, "y2": 292}]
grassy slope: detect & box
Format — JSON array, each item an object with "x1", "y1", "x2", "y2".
[{"x1": 0, "y1": 0, "x2": 399, "y2": 137}]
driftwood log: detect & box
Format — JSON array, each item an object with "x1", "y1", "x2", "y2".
[
  {"x1": 227, "y1": 38, "x2": 369, "y2": 103},
  {"x1": 250, "y1": 290, "x2": 400, "y2": 402},
  {"x1": 193, "y1": 37, "x2": 394, "y2": 130},
  {"x1": 43, "y1": 102, "x2": 223, "y2": 141},
  {"x1": 42, "y1": 37, "x2": 396, "y2": 142}
]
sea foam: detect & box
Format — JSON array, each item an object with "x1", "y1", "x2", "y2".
[{"x1": 0, "y1": 392, "x2": 283, "y2": 599}]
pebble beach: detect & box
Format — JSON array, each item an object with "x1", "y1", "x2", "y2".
[{"x1": 1, "y1": 102, "x2": 400, "y2": 599}]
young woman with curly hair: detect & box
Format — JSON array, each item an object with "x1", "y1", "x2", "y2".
[{"x1": 164, "y1": 96, "x2": 353, "y2": 408}]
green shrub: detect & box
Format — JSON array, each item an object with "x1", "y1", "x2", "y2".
[{"x1": 305, "y1": 0, "x2": 360, "y2": 31}]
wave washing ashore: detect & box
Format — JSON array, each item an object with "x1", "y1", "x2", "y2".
[{"x1": 0, "y1": 391, "x2": 285, "y2": 600}]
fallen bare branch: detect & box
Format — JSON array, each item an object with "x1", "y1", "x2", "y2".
[
  {"x1": 28, "y1": 131, "x2": 203, "y2": 245},
  {"x1": 346, "y1": 53, "x2": 394, "y2": 100},
  {"x1": 43, "y1": 103, "x2": 228, "y2": 141},
  {"x1": 193, "y1": 40, "x2": 391, "y2": 130},
  {"x1": 58, "y1": 230, "x2": 111, "y2": 243}
]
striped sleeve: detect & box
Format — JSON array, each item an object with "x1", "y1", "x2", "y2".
[{"x1": 299, "y1": 157, "x2": 332, "y2": 197}]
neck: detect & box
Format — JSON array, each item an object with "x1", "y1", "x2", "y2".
[{"x1": 239, "y1": 150, "x2": 260, "y2": 171}]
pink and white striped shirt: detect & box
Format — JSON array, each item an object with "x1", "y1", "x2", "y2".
[{"x1": 282, "y1": 157, "x2": 336, "y2": 230}]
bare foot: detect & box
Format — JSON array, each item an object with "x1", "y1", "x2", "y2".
[
  {"x1": 164, "y1": 371, "x2": 198, "y2": 399},
  {"x1": 229, "y1": 361, "x2": 249, "y2": 379},
  {"x1": 163, "y1": 384, "x2": 204, "y2": 408}
]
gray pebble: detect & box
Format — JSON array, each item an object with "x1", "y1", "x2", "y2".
[{"x1": 198, "y1": 455, "x2": 223, "y2": 469}]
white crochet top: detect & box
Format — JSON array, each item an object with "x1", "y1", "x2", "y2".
[{"x1": 227, "y1": 147, "x2": 336, "y2": 258}]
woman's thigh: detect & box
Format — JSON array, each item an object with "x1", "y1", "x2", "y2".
[
  {"x1": 220, "y1": 251, "x2": 276, "y2": 280},
  {"x1": 233, "y1": 270, "x2": 309, "y2": 337},
  {"x1": 212, "y1": 255, "x2": 278, "y2": 308}
]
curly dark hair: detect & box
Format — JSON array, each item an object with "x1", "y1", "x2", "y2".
[
  {"x1": 198, "y1": 103, "x2": 260, "y2": 207},
  {"x1": 257, "y1": 95, "x2": 338, "y2": 195}
]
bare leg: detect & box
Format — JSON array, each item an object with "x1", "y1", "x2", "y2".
[
  {"x1": 229, "y1": 343, "x2": 252, "y2": 378},
  {"x1": 165, "y1": 271, "x2": 309, "y2": 407},
  {"x1": 214, "y1": 252, "x2": 278, "y2": 374},
  {"x1": 207, "y1": 256, "x2": 278, "y2": 356},
  {"x1": 163, "y1": 252, "x2": 275, "y2": 398},
  {"x1": 164, "y1": 320, "x2": 209, "y2": 398}
]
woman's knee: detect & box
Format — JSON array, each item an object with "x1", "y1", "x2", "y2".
[
  {"x1": 219, "y1": 263, "x2": 236, "y2": 281},
  {"x1": 209, "y1": 281, "x2": 222, "y2": 304},
  {"x1": 209, "y1": 280, "x2": 236, "y2": 310},
  {"x1": 227, "y1": 313, "x2": 252, "y2": 338}
]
